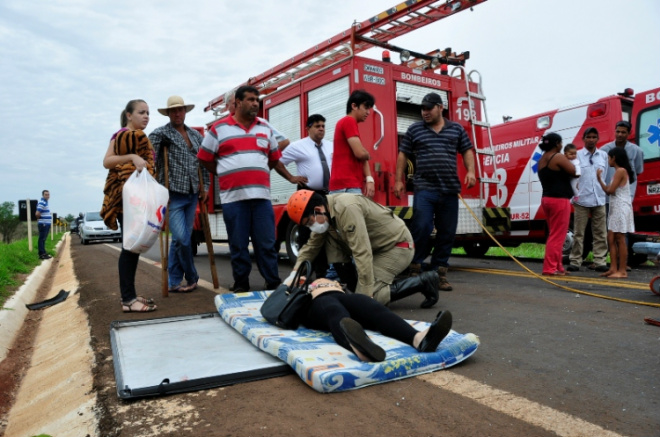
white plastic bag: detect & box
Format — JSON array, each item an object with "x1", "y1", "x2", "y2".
[{"x1": 122, "y1": 170, "x2": 169, "y2": 253}]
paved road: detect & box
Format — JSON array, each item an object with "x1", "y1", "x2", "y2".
[{"x1": 86, "y1": 235, "x2": 660, "y2": 436}]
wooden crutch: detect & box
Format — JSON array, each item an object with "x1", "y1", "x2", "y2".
[
  {"x1": 159, "y1": 144, "x2": 170, "y2": 298},
  {"x1": 198, "y1": 167, "x2": 219, "y2": 288}
]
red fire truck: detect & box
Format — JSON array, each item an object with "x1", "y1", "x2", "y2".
[
  {"x1": 194, "y1": 0, "x2": 660, "y2": 266},
  {"x1": 476, "y1": 86, "x2": 660, "y2": 264},
  {"x1": 194, "y1": 0, "x2": 508, "y2": 261}
]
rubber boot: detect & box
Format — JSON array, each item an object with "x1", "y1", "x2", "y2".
[
  {"x1": 437, "y1": 266, "x2": 453, "y2": 291},
  {"x1": 389, "y1": 271, "x2": 440, "y2": 308}
]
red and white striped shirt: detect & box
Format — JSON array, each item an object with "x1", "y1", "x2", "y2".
[{"x1": 198, "y1": 115, "x2": 281, "y2": 204}]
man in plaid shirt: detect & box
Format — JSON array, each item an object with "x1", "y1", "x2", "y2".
[{"x1": 150, "y1": 96, "x2": 210, "y2": 293}]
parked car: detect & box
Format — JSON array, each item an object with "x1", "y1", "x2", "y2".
[{"x1": 79, "y1": 211, "x2": 121, "y2": 245}]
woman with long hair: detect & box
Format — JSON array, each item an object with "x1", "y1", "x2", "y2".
[
  {"x1": 537, "y1": 133, "x2": 577, "y2": 276},
  {"x1": 597, "y1": 147, "x2": 635, "y2": 278},
  {"x1": 100, "y1": 99, "x2": 158, "y2": 312}
]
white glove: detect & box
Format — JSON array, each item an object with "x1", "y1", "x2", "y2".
[{"x1": 283, "y1": 270, "x2": 297, "y2": 286}]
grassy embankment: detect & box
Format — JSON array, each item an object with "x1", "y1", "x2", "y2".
[{"x1": 0, "y1": 232, "x2": 64, "y2": 309}]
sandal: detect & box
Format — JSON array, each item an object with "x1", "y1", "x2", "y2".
[
  {"x1": 122, "y1": 300, "x2": 157, "y2": 313},
  {"x1": 136, "y1": 296, "x2": 155, "y2": 305},
  {"x1": 168, "y1": 284, "x2": 183, "y2": 293},
  {"x1": 178, "y1": 282, "x2": 198, "y2": 293}
]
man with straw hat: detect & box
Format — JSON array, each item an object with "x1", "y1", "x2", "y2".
[{"x1": 150, "y1": 95, "x2": 210, "y2": 293}]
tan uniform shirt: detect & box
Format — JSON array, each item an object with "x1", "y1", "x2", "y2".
[{"x1": 295, "y1": 194, "x2": 412, "y2": 297}]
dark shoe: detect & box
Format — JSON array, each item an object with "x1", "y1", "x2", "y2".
[
  {"x1": 566, "y1": 264, "x2": 580, "y2": 272},
  {"x1": 264, "y1": 281, "x2": 282, "y2": 290},
  {"x1": 339, "y1": 318, "x2": 386, "y2": 362},
  {"x1": 40, "y1": 254, "x2": 52, "y2": 260},
  {"x1": 437, "y1": 266, "x2": 453, "y2": 291},
  {"x1": 389, "y1": 271, "x2": 440, "y2": 308},
  {"x1": 419, "y1": 271, "x2": 440, "y2": 308},
  {"x1": 407, "y1": 263, "x2": 422, "y2": 277},
  {"x1": 229, "y1": 282, "x2": 250, "y2": 293},
  {"x1": 417, "y1": 310, "x2": 453, "y2": 352},
  {"x1": 594, "y1": 264, "x2": 609, "y2": 272}
]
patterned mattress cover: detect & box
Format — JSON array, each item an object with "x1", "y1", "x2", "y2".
[{"x1": 215, "y1": 291, "x2": 480, "y2": 393}]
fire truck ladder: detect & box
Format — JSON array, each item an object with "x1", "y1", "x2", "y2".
[
  {"x1": 451, "y1": 66, "x2": 500, "y2": 206},
  {"x1": 204, "y1": 0, "x2": 489, "y2": 113}
]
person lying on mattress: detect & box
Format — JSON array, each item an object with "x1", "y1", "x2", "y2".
[
  {"x1": 285, "y1": 190, "x2": 441, "y2": 308},
  {"x1": 301, "y1": 277, "x2": 452, "y2": 362}
]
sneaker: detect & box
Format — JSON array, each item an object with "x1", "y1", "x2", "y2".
[
  {"x1": 594, "y1": 264, "x2": 609, "y2": 272},
  {"x1": 566, "y1": 264, "x2": 580, "y2": 272}
]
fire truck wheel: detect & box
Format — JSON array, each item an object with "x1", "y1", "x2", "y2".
[
  {"x1": 285, "y1": 221, "x2": 301, "y2": 265},
  {"x1": 463, "y1": 242, "x2": 490, "y2": 258}
]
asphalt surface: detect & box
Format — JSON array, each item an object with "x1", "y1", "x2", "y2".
[{"x1": 76, "y1": 235, "x2": 660, "y2": 436}]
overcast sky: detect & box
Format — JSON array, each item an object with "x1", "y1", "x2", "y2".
[{"x1": 1, "y1": 0, "x2": 658, "y2": 218}]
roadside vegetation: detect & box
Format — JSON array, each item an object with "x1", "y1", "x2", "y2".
[
  {"x1": 452, "y1": 243, "x2": 549, "y2": 259},
  {"x1": 0, "y1": 233, "x2": 64, "y2": 309}
]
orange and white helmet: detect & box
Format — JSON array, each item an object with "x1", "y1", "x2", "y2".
[{"x1": 286, "y1": 190, "x2": 314, "y2": 224}]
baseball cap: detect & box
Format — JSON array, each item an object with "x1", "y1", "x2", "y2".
[{"x1": 421, "y1": 92, "x2": 444, "y2": 109}]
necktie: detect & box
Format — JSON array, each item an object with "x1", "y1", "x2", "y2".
[{"x1": 316, "y1": 143, "x2": 330, "y2": 189}]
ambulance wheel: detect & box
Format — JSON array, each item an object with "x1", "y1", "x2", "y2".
[
  {"x1": 285, "y1": 221, "x2": 301, "y2": 265},
  {"x1": 463, "y1": 242, "x2": 490, "y2": 258},
  {"x1": 650, "y1": 276, "x2": 660, "y2": 296}
]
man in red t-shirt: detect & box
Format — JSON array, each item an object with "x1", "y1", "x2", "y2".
[{"x1": 329, "y1": 90, "x2": 375, "y2": 198}]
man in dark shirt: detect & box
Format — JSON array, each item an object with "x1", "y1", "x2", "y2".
[{"x1": 394, "y1": 92, "x2": 476, "y2": 291}]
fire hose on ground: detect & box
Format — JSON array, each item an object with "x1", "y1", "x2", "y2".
[{"x1": 457, "y1": 194, "x2": 660, "y2": 309}]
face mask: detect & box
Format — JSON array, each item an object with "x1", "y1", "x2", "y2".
[{"x1": 309, "y1": 220, "x2": 329, "y2": 234}]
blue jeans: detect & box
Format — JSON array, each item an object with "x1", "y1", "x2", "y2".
[
  {"x1": 167, "y1": 192, "x2": 199, "y2": 287},
  {"x1": 38, "y1": 223, "x2": 50, "y2": 255},
  {"x1": 223, "y1": 199, "x2": 280, "y2": 288},
  {"x1": 410, "y1": 190, "x2": 459, "y2": 268},
  {"x1": 329, "y1": 188, "x2": 362, "y2": 195}
]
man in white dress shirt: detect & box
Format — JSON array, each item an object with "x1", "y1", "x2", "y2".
[
  {"x1": 280, "y1": 114, "x2": 333, "y2": 193},
  {"x1": 280, "y1": 114, "x2": 333, "y2": 278}
]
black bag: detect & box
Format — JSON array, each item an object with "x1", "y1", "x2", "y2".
[{"x1": 260, "y1": 261, "x2": 312, "y2": 329}]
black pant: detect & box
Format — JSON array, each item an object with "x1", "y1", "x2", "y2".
[
  {"x1": 117, "y1": 214, "x2": 139, "y2": 303},
  {"x1": 302, "y1": 292, "x2": 418, "y2": 352}
]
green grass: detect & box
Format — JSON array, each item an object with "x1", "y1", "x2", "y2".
[
  {"x1": 451, "y1": 243, "x2": 548, "y2": 259},
  {"x1": 0, "y1": 233, "x2": 64, "y2": 309}
]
